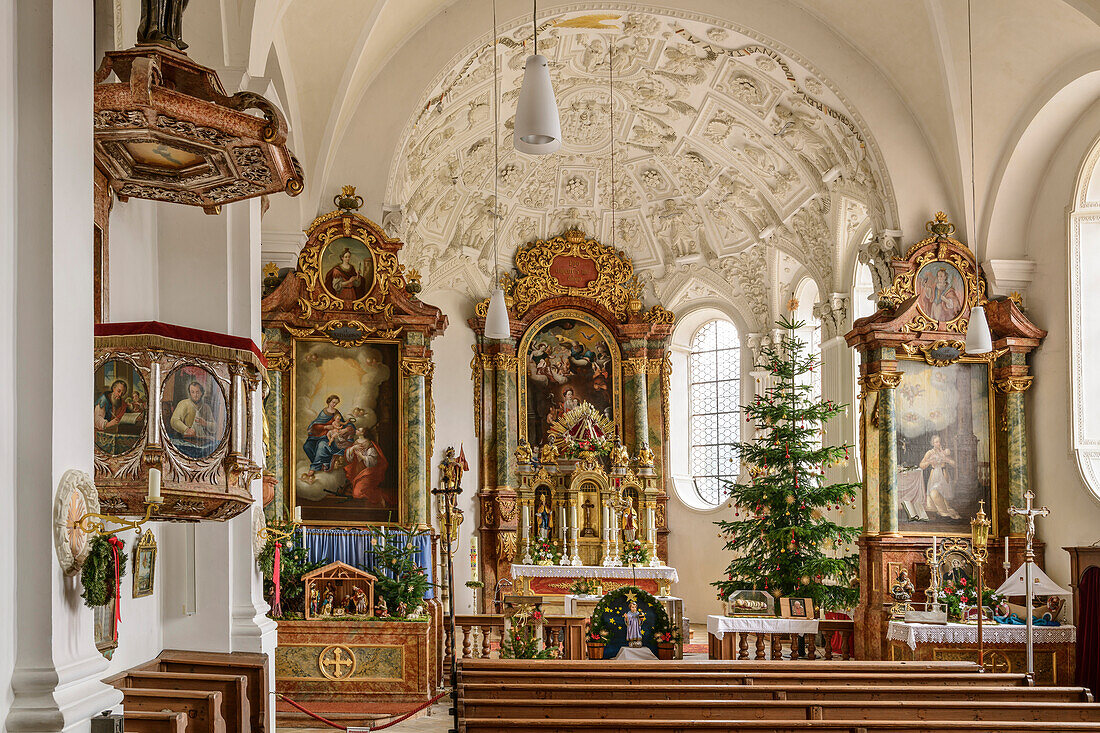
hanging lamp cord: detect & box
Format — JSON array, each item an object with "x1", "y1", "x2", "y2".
[
  {"x1": 967, "y1": 0, "x2": 976, "y2": 246},
  {"x1": 492, "y1": 0, "x2": 500, "y2": 289},
  {"x1": 609, "y1": 32, "x2": 616, "y2": 250}
]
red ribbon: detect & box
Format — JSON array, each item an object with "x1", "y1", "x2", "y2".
[
  {"x1": 273, "y1": 541, "x2": 282, "y2": 617},
  {"x1": 107, "y1": 536, "x2": 123, "y2": 641}
]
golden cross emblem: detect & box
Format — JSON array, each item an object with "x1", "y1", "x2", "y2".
[
  {"x1": 983, "y1": 651, "x2": 1010, "y2": 674},
  {"x1": 318, "y1": 645, "x2": 356, "y2": 680}
]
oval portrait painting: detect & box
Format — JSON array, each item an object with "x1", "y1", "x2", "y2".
[
  {"x1": 321, "y1": 236, "x2": 375, "y2": 302},
  {"x1": 915, "y1": 261, "x2": 966, "y2": 323},
  {"x1": 161, "y1": 366, "x2": 228, "y2": 460},
  {"x1": 94, "y1": 359, "x2": 148, "y2": 455}
]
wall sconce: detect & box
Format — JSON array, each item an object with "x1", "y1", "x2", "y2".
[{"x1": 257, "y1": 506, "x2": 302, "y2": 544}]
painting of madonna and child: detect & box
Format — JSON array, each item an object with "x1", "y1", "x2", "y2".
[
  {"x1": 294, "y1": 341, "x2": 399, "y2": 525},
  {"x1": 895, "y1": 358, "x2": 993, "y2": 534},
  {"x1": 524, "y1": 317, "x2": 616, "y2": 447}
]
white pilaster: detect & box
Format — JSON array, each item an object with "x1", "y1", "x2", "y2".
[{"x1": 5, "y1": 1, "x2": 123, "y2": 729}]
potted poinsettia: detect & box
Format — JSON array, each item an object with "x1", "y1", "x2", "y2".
[
  {"x1": 653, "y1": 616, "x2": 680, "y2": 660},
  {"x1": 586, "y1": 619, "x2": 607, "y2": 660}
]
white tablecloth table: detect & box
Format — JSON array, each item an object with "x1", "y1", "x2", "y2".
[
  {"x1": 887, "y1": 620, "x2": 1076, "y2": 651},
  {"x1": 707, "y1": 614, "x2": 819, "y2": 640}
]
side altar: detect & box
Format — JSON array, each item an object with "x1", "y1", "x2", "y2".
[
  {"x1": 469, "y1": 229, "x2": 676, "y2": 609},
  {"x1": 846, "y1": 213, "x2": 1048, "y2": 661}
]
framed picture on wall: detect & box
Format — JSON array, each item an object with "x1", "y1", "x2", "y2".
[
  {"x1": 132, "y1": 529, "x2": 157, "y2": 598},
  {"x1": 894, "y1": 356, "x2": 995, "y2": 536}
]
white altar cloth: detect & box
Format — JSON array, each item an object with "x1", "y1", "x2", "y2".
[
  {"x1": 511, "y1": 564, "x2": 679, "y2": 583},
  {"x1": 707, "y1": 614, "x2": 819, "y2": 640},
  {"x1": 887, "y1": 620, "x2": 1077, "y2": 650}
]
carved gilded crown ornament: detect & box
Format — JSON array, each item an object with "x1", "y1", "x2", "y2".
[
  {"x1": 93, "y1": 0, "x2": 302, "y2": 214},
  {"x1": 473, "y1": 229, "x2": 671, "y2": 326}
]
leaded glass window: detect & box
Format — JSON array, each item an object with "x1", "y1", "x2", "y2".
[{"x1": 689, "y1": 320, "x2": 741, "y2": 507}]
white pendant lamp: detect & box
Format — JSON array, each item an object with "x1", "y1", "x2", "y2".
[
  {"x1": 484, "y1": 0, "x2": 512, "y2": 341},
  {"x1": 962, "y1": 0, "x2": 993, "y2": 355},
  {"x1": 485, "y1": 287, "x2": 511, "y2": 339},
  {"x1": 964, "y1": 304, "x2": 992, "y2": 354},
  {"x1": 514, "y1": 0, "x2": 561, "y2": 154}
]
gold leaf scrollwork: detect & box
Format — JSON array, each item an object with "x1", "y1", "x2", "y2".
[
  {"x1": 643, "y1": 305, "x2": 675, "y2": 325},
  {"x1": 401, "y1": 357, "x2": 433, "y2": 377},
  {"x1": 296, "y1": 216, "x2": 402, "y2": 320},
  {"x1": 487, "y1": 354, "x2": 519, "y2": 371},
  {"x1": 509, "y1": 229, "x2": 637, "y2": 322},
  {"x1": 471, "y1": 348, "x2": 483, "y2": 438},
  {"x1": 900, "y1": 339, "x2": 966, "y2": 366},
  {"x1": 263, "y1": 353, "x2": 292, "y2": 371},
  {"x1": 860, "y1": 371, "x2": 903, "y2": 391},
  {"x1": 995, "y1": 376, "x2": 1033, "y2": 394},
  {"x1": 497, "y1": 531, "x2": 517, "y2": 562},
  {"x1": 622, "y1": 357, "x2": 649, "y2": 377},
  {"x1": 498, "y1": 497, "x2": 517, "y2": 523},
  {"x1": 481, "y1": 497, "x2": 496, "y2": 526}
]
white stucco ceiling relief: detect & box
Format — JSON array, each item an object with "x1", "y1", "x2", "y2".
[{"x1": 384, "y1": 8, "x2": 892, "y2": 330}]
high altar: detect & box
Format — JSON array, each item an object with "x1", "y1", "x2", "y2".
[
  {"x1": 846, "y1": 213, "x2": 1062, "y2": 672},
  {"x1": 470, "y1": 229, "x2": 676, "y2": 605}
]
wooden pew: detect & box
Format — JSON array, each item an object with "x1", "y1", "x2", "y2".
[
  {"x1": 462, "y1": 721, "x2": 1100, "y2": 733},
  {"x1": 121, "y1": 711, "x2": 189, "y2": 733},
  {"x1": 117, "y1": 688, "x2": 225, "y2": 733},
  {"x1": 458, "y1": 682, "x2": 1094, "y2": 704},
  {"x1": 112, "y1": 670, "x2": 250, "y2": 733},
  {"x1": 458, "y1": 669, "x2": 1030, "y2": 687},
  {"x1": 152, "y1": 649, "x2": 266, "y2": 733},
  {"x1": 459, "y1": 698, "x2": 1100, "y2": 724}
]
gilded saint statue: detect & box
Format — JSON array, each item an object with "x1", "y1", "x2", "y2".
[
  {"x1": 621, "y1": 493, "x2": 638, "y2": 544},
  {"x1": 609, "y1": 435, "x2": 630, "y2": 469},
  {"x1": 636, "y1": 442, "x2": 655, "y2": 468},
  {"x1": 538, "y1": 436, "x2": 559, "y2": 466},
  {"x1": 439, "y1": 446, "x2": 467, "y2": 494},
  {"x1": 514, "y1": 438, "x2": 534, "y2": 466}
]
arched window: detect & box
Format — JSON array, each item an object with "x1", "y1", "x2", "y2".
[
  {"x1": 688, "y1": 319, "x2": 741, "y2": 507},
  {"x1": 1069, "y1": 136, "x2": 1100, "y2": 500}
]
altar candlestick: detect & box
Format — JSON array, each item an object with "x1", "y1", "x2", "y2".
[
  {"x1": 293, "y1": 506, "x2": 302, "y2": 524},
  {"x1": 1004, "y1": 536, "x2": 1009, "y2": 565},
  {"x1": 931, "y1": 535, "x2": 937, "y2": 566},
  {"x1": 602, "y1": 505, "x2": 609, "y2": 529}
]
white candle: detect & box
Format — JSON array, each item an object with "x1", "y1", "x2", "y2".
[
  {"x1": 293, "y1": 506, "x2": 303, "y2": 524},
  {"x1": 1005, "y1": 536, "x2": 1010, "y2": 565},
  {"x1": 931, "y1": 535, "x2": 938, "y2": 566},
  {"x1": 602, "y1": 505, "x2": 609, "y2": 529},
  {"x1": 147, "y1": 468, "x2": 162, "y2": 502}
]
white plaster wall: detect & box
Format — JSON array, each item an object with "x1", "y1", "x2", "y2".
[
  {"x1": 106, "y1": 199, "x2": 159, "y2": 322},
  {"x1": 426, "y1": 288, "x2": 481, "y2": 613},
  {"x1": 1016, "y1": 98, "x2": 1100, "y2": 607}
]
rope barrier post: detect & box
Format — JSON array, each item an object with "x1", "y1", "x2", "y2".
[{"x1": 432, "y1": 477, "x2": 461, "y2": 733}]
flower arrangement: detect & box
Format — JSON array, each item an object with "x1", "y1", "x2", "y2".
[
  {"x1": 620, "y1": 538, "x2": 650, "y2": 566},
  {"x1": 560, "y1": 436, "x2": 611, "y2": 460},
  {"x1": 569, "y1": 577, "x2": 598, "y2": 595},
  {"x1": 939, "y1": 576, "x2": 1006, "y2": 621},
  {"x1": 530, "y1": 539, "x2": 563, "y2": 565}
]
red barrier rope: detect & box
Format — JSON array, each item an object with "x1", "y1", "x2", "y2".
[{"x1": 277, "y1": 690, "x2": 447, "y2": 732}]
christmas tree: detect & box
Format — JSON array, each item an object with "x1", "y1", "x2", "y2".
[{"x1": 712, "y1": 315, "x2": 861, "y2": 612}]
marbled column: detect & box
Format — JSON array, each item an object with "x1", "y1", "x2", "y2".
[
  {"x1": 999, "y1": 377, "x2": 1034, "y2": 534},
  {"x1": 632, "y1": 362, "x2": 649, "y2": 451},
  {"x1": 876, "y1": 376, "x2": 901, "y2": 536},
  {"x1": 404, "y1": 368, "x2": 428, "y2": 525},
  {"x1": 493, "y1": 350, "x2": 518, "y2": 492}
]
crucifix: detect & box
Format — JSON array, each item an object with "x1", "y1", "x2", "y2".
[{"x1": 1008, "y1": 489, "x2": 1050, "y2": 679}]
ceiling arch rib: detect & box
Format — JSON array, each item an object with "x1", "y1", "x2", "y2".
[{"x1": 383, "y1": 9, "x2": 895, "y2": 329}]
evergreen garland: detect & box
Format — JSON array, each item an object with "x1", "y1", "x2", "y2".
[
  {"x1": 256, "y1": 526, "x2": 323, "y2": 617},
  {"x1": 81, "y1": 535, "x2": 126, "y2": 608},
  {"x1": 712, "y1": 316, "x2": 861, "y2": 612},
  {"x1": 369, "y1": 530, "x2": 433, "y2": 614},
  {"x1": 589, "y1": 585, "x2": 669, "y2": 642}
]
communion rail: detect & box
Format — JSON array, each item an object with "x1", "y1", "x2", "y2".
[{"x1": 446, "y1": 615, "x2": 855, "y2": 661}]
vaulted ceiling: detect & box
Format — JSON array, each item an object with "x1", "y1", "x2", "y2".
[
  {"x1": 382, "y1": 9, "x2": 889, "y2": 315},
  {"x1": 172, "y1": 0, "x2": 1100, "y2": 323}
]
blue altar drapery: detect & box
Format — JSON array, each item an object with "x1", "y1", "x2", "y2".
[{"x1": 300, "y1": 526, "x2": 435, "y2": 599}]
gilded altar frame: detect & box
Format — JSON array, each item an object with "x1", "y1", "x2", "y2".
[
  {"x1": 846, "y1": 212, "x2": 1046, "y2": 660},
  {"x1": 261, "y1": 186, "x2": 446, "y2": 529},
  {"x1": 517, "y1": 308, "x2": 624, "y2": 444}
]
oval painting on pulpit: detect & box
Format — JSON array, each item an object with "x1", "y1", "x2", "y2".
[
  {"x1": 93, "y1": 359, "x2": 148, "y2": 456},
  {"x1": 161, "y1": 366, "x2": 228, "y2": 460}
]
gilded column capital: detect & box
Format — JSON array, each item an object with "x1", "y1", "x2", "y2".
[
  {"x1": 860, "y1": 371, "x2": 903, "y2": 391},
  {"x1": 646, "y1": 358, "x2": 664, "y2": 375},
  {"x1": 995, "y1": 376, "x2": 1033, "y2": 394},
  {"x1": 622, "y1": 357, "x2": 649, "y2": 376},
  {"x1": 400, "y1": 357, "x2": 433, "y2": 377},
  {"x1": 482, "y1": 353, "x2": 519, "y2": 371}
]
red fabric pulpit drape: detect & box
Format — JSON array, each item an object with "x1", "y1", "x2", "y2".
[{"x1": 1078, "y1": 566, "x2": 1100, "y2": 698}]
